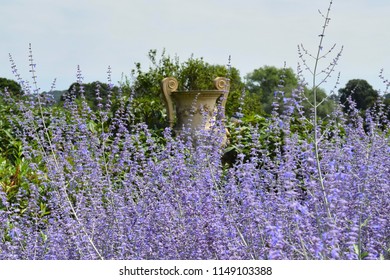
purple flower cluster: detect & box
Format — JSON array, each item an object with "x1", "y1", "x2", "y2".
[{"x1": 1, "y1": 77, "x2": 390, "y2": 260}]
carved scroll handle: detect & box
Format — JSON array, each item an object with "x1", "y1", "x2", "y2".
[
  {"x1": 161, "y1": 77, "x2": 178, "y2": 127},
  {"x1": 214, "y1": 77, "x2": 230, "y2": 111}
]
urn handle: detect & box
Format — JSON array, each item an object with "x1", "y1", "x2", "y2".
[
  {"x1": 214, "y1": 77, "x2": 230, "y2": 112},
  {"x1": 161, "y1": 77, "x2": 178, "y2": 127}
]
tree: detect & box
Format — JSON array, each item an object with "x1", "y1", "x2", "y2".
[
  {"x1": 0, "y1": 78, "x2": 23, "y2": 164},
  {"x1": 244, "y1": 66, "x2": 336, "y2": 119},
  {"x1": 302, "y1": 87, "x2": 336, "y2": 119},
  {"x1": 384, "y1": 93, "x2": 390, "y2": 108},
  {"x1": 245, "y1": 66, "x2": 299, "y2": 115},
  {"x1": 63, "y1": 81, "x2": 120, "y2": 111},
  {"x1": 0, "y1": 77, "x2": 22, "y2": 96},
  {"x1": 338, "y1": 79, "x2": 379, "y2": 113}
]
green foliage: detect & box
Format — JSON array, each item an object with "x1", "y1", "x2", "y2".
[
  {"x1": 131, "y1": 49, "x2": 180, "y2": 98},
  {"x1": 129, "y1": 97, "x2": 167, "y2": 130},
  {"x1": 222, "y1": 109, "x2": 346, "y2": 167},
  {"x1": 129, "y1": 49, "x2": 245, "y2": 126},
  {"x1": 0, "y1": 123, "x2": 44, "y2": 213},
  {"x1": 0, "y1": 77, "x2": 22, "y2": 96},
  {"x1": 63, "y1": 81, "x2": 120, "y2": 111},
  {"x1": 245, "y1": 66, "x2": 299, "y2": 115},
  {"x1": 338, "y1": 79, "x2": 379, "y2": 113},
  {"x1": 0, "y1": 92, "x2": 52, "y2": 214},
  {"x1": 0, "y1": 94, "x2": 20, "y2": 164},
  {"x1": 384, "y1": 93, "x2": 390, "y2": 106},
  {"x1": 244, "y1": 66, "x2": 336, "y2": 119},
  {"x1": 42, "y1": 90, "x2": 67, "y2": 102},
  {"x1": 0, "y1": 152, "x2": 47, "y2": 216},
  {"x1": 302, "y1": 87, "x2": 336, "y2": 119},
  {"x1": 223, "y1": 115, "x2": 284, "y2": 166}
]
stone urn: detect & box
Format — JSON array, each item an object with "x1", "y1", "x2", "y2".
[{"x1": 160, "y1": 77, "x2": 230, "y2": 138}]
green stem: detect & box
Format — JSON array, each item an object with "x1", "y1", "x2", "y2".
[{"x1": 312, "y1": 1, "x2": 333, "y2": 221}]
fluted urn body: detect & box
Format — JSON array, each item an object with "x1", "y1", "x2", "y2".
[{"x1": 160, "y1": 77, "x2": 230, "y2": 136}]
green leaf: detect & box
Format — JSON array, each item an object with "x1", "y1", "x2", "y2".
[
  {"x1": 360, "y1": 218, "x2": 370, "y2": 228},
  {"x1": 353, "y1": 244, "x2": 359, "y2": 255},
  {"x1": 224, "y1": 146, "x2": 237, "y2": 153},
  {"x1": 40, "y1": 231, "x2": 48, "y2": 243}
]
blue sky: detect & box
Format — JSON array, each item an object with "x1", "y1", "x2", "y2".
[{"x1": 1, "y1": 0, "x2": 390, "y2": 94}]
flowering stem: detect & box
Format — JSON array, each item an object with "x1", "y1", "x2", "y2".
[
  {"x1": 312, "y1": 1, "x2": 333, "y2": 221},
  {"x1": 28, "y1": 49, "x2": 104, "y2": 260}
]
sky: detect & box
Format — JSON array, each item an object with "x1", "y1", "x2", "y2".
[{"x1": 1, "y1": 0, "x2": 390, "y2": 94}]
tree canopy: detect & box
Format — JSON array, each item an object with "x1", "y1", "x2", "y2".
[
  {"x1": 244, "y1": 66, "x2": 335, "y2": 118},
  {"x1": 245, "y1": 66, "x2": 299, "y2": 115},
  {"x1": 338, "y1": 79, "x2": 379, "y2": 113},
  {"x1": 63, "y1": 81, "x2": 120, "y2": 111},
  {"x1": 0, "y1": 77, "x2": 22, "y2": 96}
]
